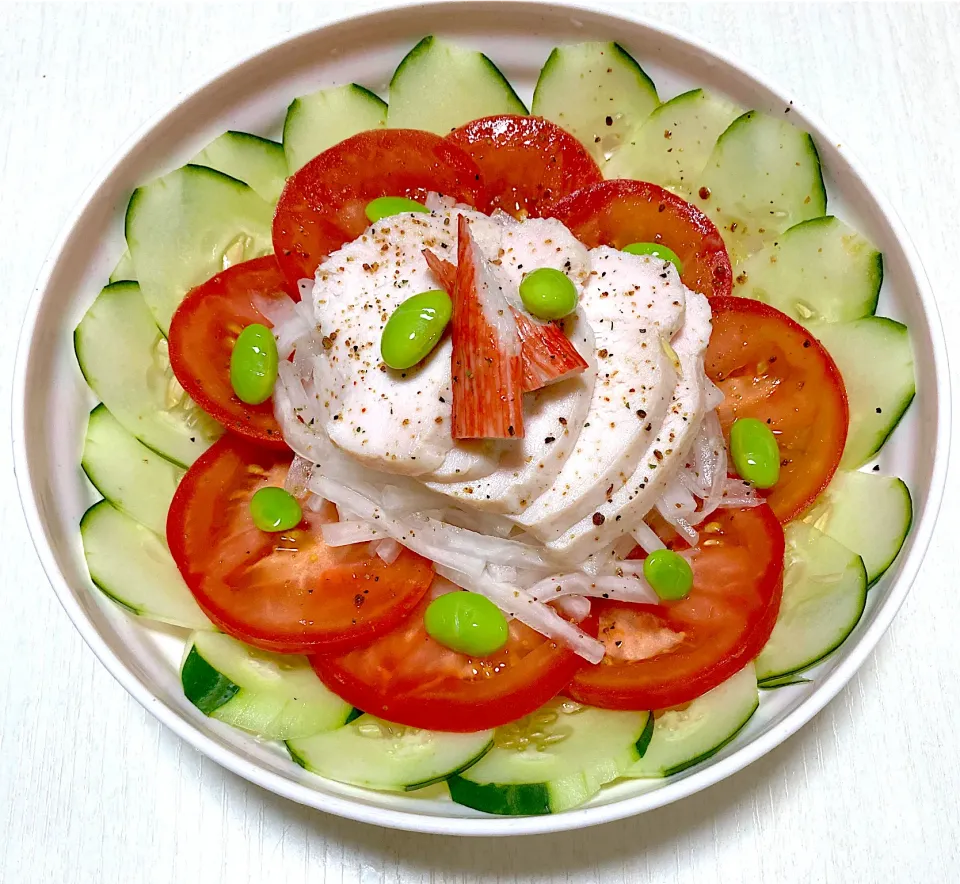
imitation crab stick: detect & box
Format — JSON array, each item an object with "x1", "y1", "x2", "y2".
[
  {"x1": 424, "y1": 248, "x2": 588, "y2": 394},
  {"x1": 449, "y1": 216, "x2": 524, "y2": 440}
]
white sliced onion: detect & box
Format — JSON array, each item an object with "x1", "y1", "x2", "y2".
[
  {"x1": 375, "y1": 538, "x2": 402, "y2": 565},
  {"x1": 297, "y1": 278, "x2": 315, "y2": 300},
  {"x1": 631, "y1": 519, "x2": 665, "y2": 553},
  {"x1": 553, "y1": 595, "x2": 591, "y2": 623},
  {"x1": 284, "y1": 455, "x2": 314, "y2": 498},
  {"x1": 719, "y1": 477, "x2": 763, "y2": 508},
  {"x1": 486, "y1": 564, "x2": 519, "y2": 584},
  {"x1": 321, "y1": 520, "x2": 384, "y2": 546},
  {"x1": 305, "y1": 492, "x2": 327, "y2": 513},
  {"x1": 526, "y1": 572, "x2": 659, "y2": 606},
  {"x1": 434, "y1": 564, "x2": 604, "y2": 664}
]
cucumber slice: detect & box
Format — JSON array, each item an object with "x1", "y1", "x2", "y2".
[
  {"x1": 604, "y1": 88, "x2": 741, "y2": 193},
  {"x1": 532, "y1": 42, "x2": 659, "y2": 163},
  {"x1": 74, "y1": 282, "x2": 222, "y2": 467},
  {"x1": 695, "y1": 111, "x2": 827, "y2": 263},
  {"x1": 109, "y1": 248, "x2": 136, "y2": 283},
  {"x1": 810, "y1": 318, "x2": 915, "y2": 468},
  {"x1": 181, "y1": 632, "x2": 351, "y2": 740},
  {"x1": 125, "y1": 164, "x2": 273, "y2": 333},
  {"x1": 192, "y1": 131, "x2": 288, "y2": 204},
  {"x1": 448, "y1": 700, "x2": 650, "y2": 815},
  {"x1": 755, "y1": 522, "x2": 867, "y2": 683},
  {"x1": 734, "y1": 216, "x2": 882, "y2": 324},
  {"x1": 284, "y1": 84, "x2": 387, "y2": 173},
  {"x1": 387, "y1": 36, "x2": 526, "y2": 134},
  {"x1": 80, "y1": 500, "x2": 211, "y2": 629},
  {"x1": 287, "y1": 715, "x2": 493, "y2": 792},
  {"x1": 627, "y1": 664, "x2": 758, "y2": 778},
  {"x1": 81, "y1": 405, "x2": 183, "y2": 536},
  {"x1": 803, "y1": 470, "x2": 912, "y2": 585},
  {"x1": 758, "y1": 674, "x2": 812, "y2": 690}
]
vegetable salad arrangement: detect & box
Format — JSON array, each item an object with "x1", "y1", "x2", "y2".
[{"x1": 76, "y1": 38, "x2": 915, "y2": 815}]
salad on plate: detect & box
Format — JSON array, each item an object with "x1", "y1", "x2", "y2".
[{"x1": 74, "y1": 37, "x2": 915, "y2": 815}]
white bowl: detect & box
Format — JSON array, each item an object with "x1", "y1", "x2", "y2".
[{"x1": 12, "y1": 0, "x2": 950, "y2": 836}]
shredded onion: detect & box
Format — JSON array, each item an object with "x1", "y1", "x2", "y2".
[
  {"x1": 284, "y1": 455, "x2": 314, "y2": 498},
  {"x1": 321, "y1": 520, "x2": 383, "y2": 546},
  {"x1": 375, "y1": 538, "x2": 402, "y2": 564},
  {"x1": 553, "y1": 595, "x2": 591, "y2": 623},
  {"x1": 526, "y1": 572, "x2": 659, "y2": 606},
  {"x1": 435, "y1": 564, "x2": 604, "y2": 664},
  {"x1": 297, "y1": 278, "x2": 315, "y2": 300},
  {"x1": 305, "y1": 492, "x2": 327, "y2": 513},
  {"x1": 719, "y1": 477, "x2": 763, "y2": 508},
  {"x1": 631, "y1": 519, "x2": 665, "y2": 553}
]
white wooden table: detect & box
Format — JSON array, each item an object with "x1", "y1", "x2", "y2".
[{"x1": 2, "y1": 3, "x2": 959, "y2": 882}]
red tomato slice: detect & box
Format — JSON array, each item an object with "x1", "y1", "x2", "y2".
[
  {"x1": 706, "y1": 297, "x2": 849, "y2": 523},
  {"x1": 312, "y1": 591, "x2": 594, "y2": 731},
  {"x1": 569, "y1": 505, "x2": 784, "y2": 711},
  {"x1": 446, "y1": 115, "x2": 603, "y2": 219},
  {"x1": 548, "y1": 179, "x2": 733, "y2": 298},
  {"x1": 167, "y1": 436, "x2": 434, "y2": 654},
  {"x1": 272, "y1": 128, "x2": 488, "y2": 287},
  {"x1": 168, "y1": 256, "x2": 295, "y2": 449}
]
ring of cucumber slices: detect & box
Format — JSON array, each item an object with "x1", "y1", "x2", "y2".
[{"x1": 71, "y1": 32, "x2": 918, "y2": 817}]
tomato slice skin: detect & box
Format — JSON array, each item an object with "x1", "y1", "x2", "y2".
[
  {"x1": 272, "y1": 128, "x2": 488, "y2": 287},
  {"x1": 312, "y1": 592, "x2": 594, "y2": 731},
  {"x1": 168, "y1": 256, "x2": 294, "y2": 450},
  {"x1": 167, "y1": 436, "x2": 434, "y2": 654},
  {"x1": 706, "y1": 297, "x2": 849, "y2": 523},
  {"x1": 446, "y1": 115, "x2": 603, "y2": 219},
  {"x1": 548, "y1": 179, "x2": 733, "y2": 298},
  {"x1": 568, "y1": 505, "x2": 784, "y2": 711}
]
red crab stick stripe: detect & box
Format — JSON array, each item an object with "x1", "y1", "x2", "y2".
[
  {"x1": 450, "y1": 216, "x2": 524, "y2": 439},
  {"x1": 512, "y1": 310, "x2": 589, "y2": 392},
  {"x1": 424, "y1": 249, "x2": 588, "y2": 393}
]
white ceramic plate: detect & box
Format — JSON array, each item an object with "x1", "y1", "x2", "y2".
[{"x1": 12, "y1": 0, "x2": 950, "y2": 836}]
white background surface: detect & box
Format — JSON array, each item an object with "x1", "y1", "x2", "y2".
[{"x1": 2, "y1": 3, "x2": 958, "y2": 882}]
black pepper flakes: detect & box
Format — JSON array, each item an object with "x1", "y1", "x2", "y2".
[{"x1": 592, "y1": 512, "x2": 605, "y2": 526}]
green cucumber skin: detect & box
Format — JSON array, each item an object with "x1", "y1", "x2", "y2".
[
  {"x1": 344, "y1": 707, "x2": 364, "y2": 725},
  {"x1": 390, "y1": 37, "x2": 527, "y2": 113},
  {"x1": 774, "y1": 554, "x2": 867, "y2": 679},
  {"x1": 758, "y1": 674, "x2": 813, "y2": 690},
  {"x1": 447, "y1": 774, "x2": 552, "y2": 815},
  {"x1": 532, "y1": 41, "x2": 656, "y2": 110},
  {"x1": 403, "y1": 740, "x2": 493, "y2": 792},
  {"x1": 660, "y1": 698, "x2": 759, "y2": 777},
  {"x1": 181, "y1": 645, "x2": 241, "y2": 715},
  {"x1": 635, "y1": 712, "x2": 655, "y2": 758}
]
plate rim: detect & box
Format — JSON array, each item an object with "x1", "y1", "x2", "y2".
[{"x1": 11, "y1": 0, "x2": 952, "y2": 836}]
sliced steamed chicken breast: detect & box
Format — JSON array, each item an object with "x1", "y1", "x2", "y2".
[
  {"x1": 513, "y1": 250, "x2": 687, "y2": 541},
  {"x1": 311, "y1": 208, "x2": 487, "y2": 476},
  {"x1": 546, "y1": 290, "x2": 713, "y2": 563},
  {"x1": 424, "y1": 216, "x2": 595, "y2": 498}
]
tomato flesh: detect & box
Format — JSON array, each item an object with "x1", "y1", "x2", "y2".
[
  {"x1": 312, "y1": 590, "x2": 593, "y2": 731},
  {"x1": 706, "y1": 297, "x2": 849, "y2": 523},
  {"x1": 446, "y1": 115, "x2": 602, "y2": 219},
  {"x1": 272, "y1": 128, "x2": 487, "y2": 287},
  {"x1": 569, "y1": 505, "x2": 784, "y2": 710},
  {"x1": 167, "y1": 256, "x2": 295, "y2": 449},
  {"x1": 167, "y1": 436, "x2": 434, "y2": 654},
  {"x1": 548, "y1": 179, "x2": 733, "y2": 298}
]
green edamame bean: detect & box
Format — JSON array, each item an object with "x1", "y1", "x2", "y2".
[
  {"x1": 518, "y1": 267, "x2": 578, "y2": 320},
  {"x1": 424, "y1": 591, "x2": 509, "y2": 657},
  {"x1": 230, "y1": 323, "x2": 278, "y2": 405},
  {"x1": 622, "y1": 242, "x2": 684, "y2": 275},
  {"x1": 643, "y1": 549, "x2": 694, "y2": 601},
  {"x1": 249, "y1": 486, "x2": 302, "y2": 532},
  {"x1": 365, "y1": 196, "x2": 430, "y2": 223},
  {"x1": 730, "y1": 417, "x2": 781, "y2": 489},
  {"x1": 380, "y1": 289, "x2": 452, "y2": 370}
]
